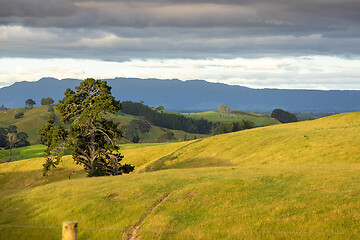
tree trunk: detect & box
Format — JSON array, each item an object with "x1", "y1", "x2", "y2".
[{"x1": 8, "y1": 146, "x2": 12, "y2": 162}]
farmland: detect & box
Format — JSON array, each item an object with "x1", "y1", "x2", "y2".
[{"x1": 0, "y1": 112, "x2": 359, "y2": 239}]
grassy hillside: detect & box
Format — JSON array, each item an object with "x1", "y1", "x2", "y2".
[
  {"x1": 1, "y1": 164, "x2": 359, "y2": 239},
  {"x1": 0, "y1": 106, "x2": 278, "y2": 145},
  {"x1": 0, "y1": 107, "x2": 61, "y2": 144},
  {"x1": 0, "y1": 145, "x2": 46, "y2": 162},
  {"x1": 1, "y1": 113, "x2": 360, "y2": 239},
  {"x1": 0, "y1": 106, "x2": 206, "y2": 145},
  {"x1": 143, "y1": 112, "x2": 360, "y2": 171},
  {"x1": 181, "y1": 110, "x2": 280, "y2": 126}
]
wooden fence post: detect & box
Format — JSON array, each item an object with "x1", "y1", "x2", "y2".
[{"x1": 62, "y1": 221, "x2": 78, "y2": 240}]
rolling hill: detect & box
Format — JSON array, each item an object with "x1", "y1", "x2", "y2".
[
  {"x1": 0, "y1": 106, "x2": 206, "y2": 145},
  {"x1": 1, "y1": 77, "x2": 360, "y2": 112},
  {"x1": 0, "y1": 105, "x2": 278, "y2": 145},
  {"x1": 179, "y1": 110, "x2": 279, "y2": 126},
  {"x1": 0, "y1": 112, "x2": 359, "y2": 239},
  {"x1": 141, "y1": 112, "x2": 360, "y2": 171}
]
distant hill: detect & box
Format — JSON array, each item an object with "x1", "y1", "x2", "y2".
[{"x1": 1, "y1": 77, "x2": 360, "y2": 112}]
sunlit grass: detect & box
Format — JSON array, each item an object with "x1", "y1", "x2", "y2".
[
  {"x1": 0, "y1": 106, "x2": 210, "y2": 145},
  {"x1": 1, "y1": 164, "x2": 359, "y2": 239},
  {"x1": 1, "y1": 112, "x2": 360, "y2": 239},
  {"x1": 182, "y1": 110, "x2": 280, "y2": 126},
  {"x1": 147, "y1": 112, "x2": 360, "y2": 170},
  {"x1": 0, "y1": 145, "x2": 46, "y2": 162}
]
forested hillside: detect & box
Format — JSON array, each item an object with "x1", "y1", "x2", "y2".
[
  {"x1": 121, "y1": 101, "x2": 214, "y2": 134},
  {"x1": 0, "y1": 106, "x2": 205, "y2": 145}
]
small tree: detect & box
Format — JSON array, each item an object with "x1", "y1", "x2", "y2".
[
  {"x1": 0, "y1": 133, "x2": 18, "y2": 162},
  {"x1": 0, "y1": 125, "x2": 30, "y2": 162},
  {"x1": 0, "y1": 127, "x2": 7, "y2": 148},
  {"x1": 218, "y1": 105, "x2": 231, "y2": 113},
  {"x1": 25, "y1": 99, "x2": 36, "y2": 108},
  {"x1": 41, "y1": 97, "x2": 54, "y2": 106},
  {"x1": 0, "y1": 105, "x2": 8, "y2": 111},
  {"x1": 39, "y1": 78, "x2": 134, "y2": 177},
  {"x1": 156, "y1": 106, "x2": 164, "y2": 111}
]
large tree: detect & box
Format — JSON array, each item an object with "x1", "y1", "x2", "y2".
[{"x1": 39, "y1": 78, "x2": 134, "y2": 177}]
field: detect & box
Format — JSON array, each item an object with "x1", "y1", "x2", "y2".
[
  {"x1": 180, "y1": 111, "x2": 280, "y2": 126},
  {"x1": 0, "y1": 106, "x2": 207, "y2": 145},
  {"x1": 0, "y1": 144, "x2": 46, "y2": 162},
  {"x1": 0, "y1": 113, "x2": 359, "y2": 239},
  {"x1": 0, "y1": 106, "x2": 278, "y2": 145},
  {"x1": 0, "y1": 107, "x2": 62, "y2": 144},
  {"x1": 143, "y1": 112, "x2": 360, "y2": 170}
]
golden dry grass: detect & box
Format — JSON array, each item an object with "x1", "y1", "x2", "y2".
[
  {"x1": 1, "y1": 112, "x2": 360, "y2": 239},
  {"x1": 146, "y1": 112, "x2": 360, "y2": 170}
]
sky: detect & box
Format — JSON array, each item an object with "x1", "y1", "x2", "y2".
[{"x1": 0, "y1": 0, "x2": 360, "y2": 90}]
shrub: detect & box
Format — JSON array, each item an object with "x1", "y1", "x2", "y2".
[
  {"x1": 14, "y1": 112, "x2": 24, "y2": 119},
  {"x1": 271, "y1": 109, "x2": 298, "y2": 123}
]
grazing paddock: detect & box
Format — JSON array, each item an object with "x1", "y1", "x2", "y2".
[{"x1": 1, "y1": 112, "x2": 359, "y2": 239}]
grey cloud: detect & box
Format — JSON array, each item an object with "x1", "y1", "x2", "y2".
[
  {"x1": 1, "y1": 26, "x2": 359, "y2": 61},
  {"x1": 0, "y1": 0, "x2": 360, "y2": 60},
  {"x1": 0, "y1": 0, "x2": 78, "y2": 17},
  {"x1": 93, "y1": 4, "x2": 258, "y2": 28},
  {"x1": 0, "y1": 0, "x2": 359, "y2": 29}
]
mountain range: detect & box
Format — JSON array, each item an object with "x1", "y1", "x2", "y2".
[{"x1": 0, "y1": 77, "x2": 359, "y2": 113}]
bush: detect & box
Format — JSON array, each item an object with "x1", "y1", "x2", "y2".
[
  {"x1": 14, "y1": 112, "x2": 24, "y2": 119},
  {"x1": 271, "y1": 109, "x2": 298, "y2": 123},
  {"x1": 214, "y1": 120, "x2": 255, "y2": 135}
]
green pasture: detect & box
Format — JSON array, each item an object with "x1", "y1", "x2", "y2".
[
  {"x1": 0, "y1": 106, "x2": 209, "y2": 145},
  {"x1": 0, "y1": 107, "x2": 59, "y2": 144},
  {"x1": 145, "y1": 112, "x2": 360, "y2": 170},
  {"x1": 0, "y1": 112, "x2": 359, "y2": 239},
  {"x1": 0, "y1": 145, "x2": 46, "y2": 162},
  {"x1": 181, "y1": 111, "x2": 280, "y2": 126},
  {"x1": 0, "y1": 162, "x2": 359, "y2": 239}
]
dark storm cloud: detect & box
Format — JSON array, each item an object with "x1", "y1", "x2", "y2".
[
  {"x1": 0, "y1": 0, "x2": 360, "y2": 60},
  {"x1": 1, "y1": 0, "x2": 359, "y2": 29}
]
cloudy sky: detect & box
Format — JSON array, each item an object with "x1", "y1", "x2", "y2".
[{"x1": 0, "y1": 0, "x2": 360, "y2": 89}]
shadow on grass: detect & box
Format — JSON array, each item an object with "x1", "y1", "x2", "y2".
[
  {"x1": 145, "y1": 157, "x2": 235, "y2": 172},
  {"x1": 0, "y1": 166, "x2": 86, "y2": 192}
]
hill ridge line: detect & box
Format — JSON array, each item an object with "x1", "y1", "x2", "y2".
[{"x1": 138, "y1": 139, "x2": 203, "y2": 173}]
